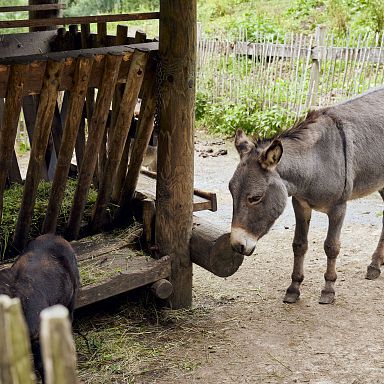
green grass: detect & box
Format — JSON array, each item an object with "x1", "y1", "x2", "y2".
[{"x1": 0, "y1": 179, "x2": 98, "y2": 260}]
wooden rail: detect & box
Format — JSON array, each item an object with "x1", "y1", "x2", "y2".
[
  {"x1": 0, "y1": 12, "x2": 160, "y2": 29},
  {"x1": 0, "y1": 4, "x2": 66, "y2": 12}
]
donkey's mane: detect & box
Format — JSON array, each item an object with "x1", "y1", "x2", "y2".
[{"x1": 253, "y1": 108, "x2": 329, "y2": 148}]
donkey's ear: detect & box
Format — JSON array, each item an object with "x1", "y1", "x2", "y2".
[
  {"x1": 235, "y1": 129, "x2": 255, "y2": 158},
  {"x1": 259, "y1": 139, "x2": 283, "y2": 170}
]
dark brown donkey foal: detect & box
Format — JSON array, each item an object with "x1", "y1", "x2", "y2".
[
  {"x1": 229, "y1": 87, "x2": 384, "y2": 304},
  {"x1": 0, "y1": 234, "x2": 80, "y2": 380}
]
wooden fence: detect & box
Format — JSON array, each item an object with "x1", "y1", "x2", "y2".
[
  {"x1": 0, "y1": 295, "x2": 78, "y2": 384},
  {"x1": 197, "y1": 26, "x2": 384, "y2": 116}
]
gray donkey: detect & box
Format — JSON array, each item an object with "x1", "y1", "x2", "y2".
[{"x1": 229, "y1": 87, "x2": 384, "y2": 304}]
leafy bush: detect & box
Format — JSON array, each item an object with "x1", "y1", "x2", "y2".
[{"x1": 196, "y1": 93, "x2": 297, "y2": 138}]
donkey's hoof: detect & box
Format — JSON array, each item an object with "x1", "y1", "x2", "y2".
[
  {"x1": 283, "y1": 291, "x2": 300, "y2": 304},
  {"x1": 319, "y1": 290, "x2": 335, "y2": 304},
  {"x1": 366, "y1": 265, "x2": 381, "y2": 280}
]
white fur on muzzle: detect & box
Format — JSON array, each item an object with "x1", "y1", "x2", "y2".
[{"x1": 230, "y1": 227, "x2": 258, "y2": 256}]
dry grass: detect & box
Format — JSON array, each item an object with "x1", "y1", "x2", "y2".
[{"x1": 74, "y1": 299, "x2": 222, "y2": 384}]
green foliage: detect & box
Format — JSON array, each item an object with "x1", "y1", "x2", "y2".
[{"x1": 196, "y1": 93, "x2": 297, "y2": 138}]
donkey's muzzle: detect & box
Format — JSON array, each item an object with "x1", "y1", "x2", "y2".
[{"x1": 230, "y1": 227, "x2": 257, "y2": 256}]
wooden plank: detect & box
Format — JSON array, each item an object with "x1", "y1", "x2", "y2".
[
  {"x1": 0, "y1": 4, "x2": 66, "y2": 12},
  {"x1": 29, "y1": 0, "x2": 61, "y2": 33},
  {"x1": 91, "y1": 49, "x2": 149, "y2": 231},
  {"x1": 155, "y1": 0, "x2": 196, "y2": 308},
  {"x1": 13, "y1": 59, "x2": 64, "y2": 251},
  {"x1": 97, "y1": 22, "x2": 107, "y2": 47},
  {"x1": 42, "y1": 56, "x2": 94, "y2": 234},
  {"x1": 0, "y1": 30, "x2": 57, "y2": 58},
  {"x1": 0, "y1": 43, "x2": 158, "y2": 98},
  {"x1": 66, "y1": 54, "x2": 123, "y2": 240},
  {"x1": 0, "y1": 64, "x2": 27, "y2": 224},
  {"x1": 0, "y1": 12, "x2": 160, "y2": 29},
  {"x1": 76, "y1": 255, "x2": 171, "y2": 308}
]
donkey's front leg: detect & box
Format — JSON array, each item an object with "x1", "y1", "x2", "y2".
[
  {"x1": 284, "y1": 197, "x2": 312, "y2": 303},
  {"x1": 366, "y1": 189, "x2": 384, "y2": 280},
  {"x1": 320, "y1": 203, "x2": 346, "y2": 304}
]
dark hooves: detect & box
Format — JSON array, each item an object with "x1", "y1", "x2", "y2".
[
  {"x1": 366, "y1": 265, "x2": 381, "y2": 280},
  {"x1": 319, "y1": 290, "x2": 335, "y2": 304},
  {"x1": 283, "y1": 291, "x2": 300, "y2": 304}
]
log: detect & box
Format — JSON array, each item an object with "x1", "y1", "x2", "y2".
[
  {"x1": 191, "y1": 216, "x2": 244, "y2": 278},
  {"x1": 66, "y1": 54, "x2": 122, "y2": 240},
  {"x1": 0, "y1": 295, "x2": 36, "y2": 384},
  {"x1": 42, "y1": 56, "x2": 94, "y2": 234},
  {"x1": 151, "y1": 279, "x2": 173, "y2": 299},
  {"x1": 0, "y1": 64, "x2": 27, "y2": 224},
  {"x1": 13, "y1": 59, "x2": 64, "y2": 251},
  {"x1": 40, "y1": 305, "x2": 78, "y2": 384},
  {"x1": 155, "y1": 0, "x2": 196, "y2": 308}
]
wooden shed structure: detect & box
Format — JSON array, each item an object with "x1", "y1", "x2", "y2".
[{"x1": 0, "y1": 1, "x2": 243, "y2": 309}]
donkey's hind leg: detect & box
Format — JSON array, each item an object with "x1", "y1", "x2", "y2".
[
  {"x1": 284, "y1": 197, "x2": 312, "y2": 303},
  {"x1": 366, "y1": 189, "x2": 384, "y2": 280}
]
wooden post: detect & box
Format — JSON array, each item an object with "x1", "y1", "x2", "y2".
[
  {"x1": 155, "y1": 0, "x2": 196, "y2": 308},
  {"x1": 307, "y1": 25, "x2": 326, "y2": 108},
  {"x1": 29, "y1": 0, "x2": 60, "y2": 32},
  {"x1": 0, "y1": 295, "x2": 36, "y2": 384},
  {"x1": 13, "y1": 59, "x2": 64, "y2": 251},
  {"x1": 42, "y1": 56, "x2": 94, "y2": 234},
  {"x1": 40, "y1": 305, "x2": 78, "y2": 384}
]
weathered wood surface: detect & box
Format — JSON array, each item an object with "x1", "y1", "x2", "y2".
[
  {"x1": 66, "y1": 54, "x2": 122, "y2": 240},
  {"x1": 117, "y1": 60, "x2": 156, "y2": 219},
  {"x1": 40, "y1": 305, "x2": 78, "y2": 384},
  {"x1": 91, "y1": 49, "x2": 148, "y2": 231},
  {"x1": 151, "y1": 279, "x2": 173, "y2": 299},
  {"x1": 0, "y1": 12, "x2": 160, "y2": 29},
  {"x1": 0, "y1": 42, "x2": 158, "y2": 98},
  {"x1": 0, "y1": 295, "x2": 36, "y2": 384},
  {"x1": 76, "y1": 255, "x2": 171, "y2": 308},
  {"x1": 155, "y1": 0, "x2": 196, "y2": 308},
  {"x1": 29, "y1": 0, "x2": 61, "y2": 33},
  {"x1": 191, "y1": 216, "x2": 244, "y2": 277},
  {"x1": 0, "y1": 64, "x2": 27, "y2": 223},
  {"x1": 137, "y1": 171, "x2": 216, "y2": 212},
  {"x1": 42, "y1": 56, "x2": 94, "y2": 234},
  {"x1": 0, "y1": 30, "x2": 57, "y2": 58},
  {"x1": 13, "y1": 59, "x2": 64, "y2": 251}
]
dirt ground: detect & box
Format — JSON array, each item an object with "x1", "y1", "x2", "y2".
[
  {"x1": 137, "y1": 132, "x2": 384, "y2": 384},
  {"x1": 72, "y1": 131, "x2": 384, "y2": 384}
]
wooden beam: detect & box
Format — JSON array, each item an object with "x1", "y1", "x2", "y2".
[
  {"x1": 0, "y1": 4, "x2": 66, "y2": 12},
  {"x1": 42, "y1": 56, "x2": 94, "y2": 234},
  {"x1": 155, "y1": 0, "x2": 196, "y2": 309},
  {"x1": 76, "y1": 255, "x2": 171, "y2": 308},
  {"x1": 29, "y1": 0, "x2": 61, "y2": 33},
  {"x1": 13, "y1": 59, "x2": 64, "y2": 251},
  {"x1": 0, "y1": 64, "x2": 27, "y2": 224},
  {"x1": 65, "y1": 54, "x2": 123, "y2": 240},
  {"x1": 0, "y1": 12, "x2": 160, "y2": 29}
]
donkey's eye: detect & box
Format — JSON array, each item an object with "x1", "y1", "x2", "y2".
[{"x1": 247, "y1": 194, "x2": 263, "y2": 205}]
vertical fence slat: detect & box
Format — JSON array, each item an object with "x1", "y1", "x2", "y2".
[
  {"x1": 0, "y1": 295, "x2": 36, "y2": 384},
  {"x1": 91, "y1": 49, "x2": 149, "y2": 231},
  {"x1": 66, "y1": 54, "x2": 123, "y2": 240},
  {"x1": 13, "y1": 59, "x2": 65, "y2": 251},
  {"x1": 40, "y1": 305, "x2": 78, "y2": 384},
  {"x1": 42, "y1": 56, "x2": 94, "y2": 234},
  {"x1": 0, "y1": 64, "x2": 27, "y2": 224}
]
